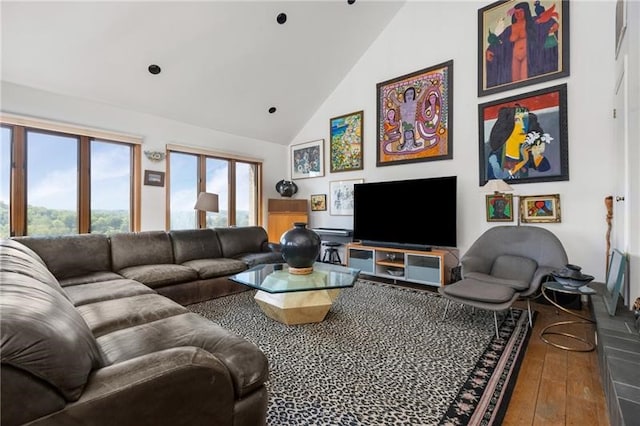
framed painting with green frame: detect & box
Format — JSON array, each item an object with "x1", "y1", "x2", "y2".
[
  {"x1": 486, "y1": 193, "x2": 514, "y2": 222},
  {"x1": 329, "y1": 110, "x2": 363, "y2": 173}
]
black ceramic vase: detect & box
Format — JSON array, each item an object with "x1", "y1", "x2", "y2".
[
  {"x1": 275, "y1": 180, "x2": 298, "y2": 197},
  {"x1": 280, "y1": 223, "x2": 321, "y2": 273}
]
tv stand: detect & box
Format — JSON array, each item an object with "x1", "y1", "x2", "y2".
[
  {"x1": 346, "y1": 243, "x2": 455, "y2": 287},
  {"x1": 360, "y1": 240, "x2": 432, "y2": 252}
]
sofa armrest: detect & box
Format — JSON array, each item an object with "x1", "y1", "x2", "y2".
[
  {"x1": 45, "y1": 347, "x2": 239, "y2": 426},
  {"x1": 264, "y1": 241, "x2": 281, "y2": 253}
]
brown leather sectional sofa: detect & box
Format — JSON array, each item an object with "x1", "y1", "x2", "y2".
[{"x1": 0, "y1": 226, "x2": 283, "y2": 426}]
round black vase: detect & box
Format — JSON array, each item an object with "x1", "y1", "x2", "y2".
[
  {"x1": 280, "y1": 223, "x2": 321, "y2": 274},
  {"x1": 275, "y1": 180, "x2": 298, "y2": 197}
]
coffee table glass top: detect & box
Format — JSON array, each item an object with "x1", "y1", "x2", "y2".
[{"x1": 230, "y1": 262, "x2": 360, "y2": 293}]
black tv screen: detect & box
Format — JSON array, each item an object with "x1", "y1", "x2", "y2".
[{"x1": 353, "y1": 176, "x2": 457, "y2": 249}]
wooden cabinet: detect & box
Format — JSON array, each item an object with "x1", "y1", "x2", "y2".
[
  {"x1": 347, "y1": 243, "x2": 456, "y2": 287},
  {"x1": 267, "y1": 199, "x2": 308, "y2": 243}
]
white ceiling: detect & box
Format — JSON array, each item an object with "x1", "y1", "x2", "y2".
[{"x1": 1, "y1": 1, "x2": 405, "y2": 145}]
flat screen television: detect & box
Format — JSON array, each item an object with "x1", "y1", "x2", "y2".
[{"x1": 353, "y1": 176, "x2": 457, "y2": 249}]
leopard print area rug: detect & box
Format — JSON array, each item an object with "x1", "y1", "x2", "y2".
[{"x1": 188, "y1": 280, "x2": 532, "y2": 425}]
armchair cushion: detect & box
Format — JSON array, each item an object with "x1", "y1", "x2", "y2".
[{"x1": 442, "y1": 278, "x2": 516, "y2": 304}]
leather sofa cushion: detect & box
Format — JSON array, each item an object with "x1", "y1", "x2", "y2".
[
  {"x1": 233, "y1": 251, "x2": 284, "y2": 267},
  {"x1": 77, "y1": 294, "x2": 188, "y2": 338},
  {"x1": 0, "y1": 239, "x2": 68, "y2": 300},
  {"x1": 0, "y1": 271, "x2": 102, "y2": 401},
  {"x1": 169, "y1": 229, "x2": 223, "y2": 264},
  {"x1": 110, "y1": 231, "x2": 174, "y2": 271},
  {"x1": 182, "y1": 258, "x2": 247, "y2": 279},
  {"x1": 96, "y1": 312, "x2": 268, "y2": 399},
  {"x1": 60, "y1": 271, "x2": 125, "y2": 287},
  {"x1": 118, "y1": 264, "x2": 198, "y2": 289},
  {"x1": 13, "y1": 234, "x2": 112, "y2": 280},
  {"x1": 215, "y1": 226, "x2": 269, "y2": 258},
  {"x1": 64, "y1": 279, "x2": 156, "y2": 306}
]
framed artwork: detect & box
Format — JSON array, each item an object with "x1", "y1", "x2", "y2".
[
  {"x1": 330, "y1": 110, "x2": 363, "y2": 173},
  {"x1": 143, "y1": 170, "x2": 165, "y2": 187},
  {"x1": 603, "y1": 249, "x2": 627, "y2": 316},
  {"x1": 615, "y1": 0, "x2": 627, "y2": 58},
  {"x1": 486, "y1": 193, "x2": 514, "y2": 222},
  {"x1": 520, "y1": 194, "x2": 561, "y2": 223},
  {"x1": 478, "y1": 0, "x2": 570, "y2": 97},
  {"x1": 310, "y1": 194, "x2": 327, "y2": 212},
  {"x1": 478, "y1": 83, "x2": 568, "y2": 186},
  {"x1": 376, "y1": 60, "x2": 453, "y2": 167},
  {"x1": 329, "y1": 179, "x2": 363, "y2": 216},
  {"x1": 291, "y1": 139, "x2": 324, "y2": 179}
]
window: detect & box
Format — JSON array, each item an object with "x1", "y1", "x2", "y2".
[
  {"x1": 1, "y1": 127, "x2": 11, "y2": 238},
  {"x1": 168, "y1": 147, "x2": 261, "y2": 229},
  {"x1": 0, "y1": 119, "x2": 140, "y2": 236}
]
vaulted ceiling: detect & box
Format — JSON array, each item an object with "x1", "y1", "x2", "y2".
[{"x1": 1, "y1": 1, "x2": 405, "y2": 145}]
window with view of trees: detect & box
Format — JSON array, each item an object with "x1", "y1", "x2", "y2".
[
  {"x1": 168, "y1": 148, "x2": 261, "y2": 229},
  {"x1": 0, "y1": 121, "x2": 140, "y2": 237}
]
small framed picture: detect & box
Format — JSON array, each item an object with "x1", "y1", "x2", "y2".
[
  {"x1": 310, "y1": 194, "x2": 327, "y2": 211},
  {"x1": 291, "y1": 139, "x2": 324, "y2": 179},
  {"x1": 486, "y1": 194, "x2": 514, "y2": 222},
  {"x1": 329, "y1": 179, "x2": 363, "y2": 216},
  {"x1": 520, "y1": 194, "x2": 561, "y2": 223},
  {"x1": 144, "y1": 170, "x2": 165, "y2": 187},
  {"x1": 329, "y1": 110, "x2": 363, "y2": 173}
]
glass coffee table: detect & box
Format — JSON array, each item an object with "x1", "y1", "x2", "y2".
[{"x1": 230, "y1": 262, "x2": 360, "y2": 325}]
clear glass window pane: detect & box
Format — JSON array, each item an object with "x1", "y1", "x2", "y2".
[
  {"x1": 170, "y1": 152, "x2": 198, "y2": 229},
  {"x1": 1, "y1": 127, "x2": 11, "y2": 238},
  {"x1": 235, "y1": 162, "x2": 257, "y2": 226},
  {"x1": 26, "y1": 130, "x2": 78, "y2": 236},
  {"x1": 205, "y1": 157, "x2": 228, "y2": 227},
  {"x1": 91, "y1": 140, "x2": 131, "y2": 234}
]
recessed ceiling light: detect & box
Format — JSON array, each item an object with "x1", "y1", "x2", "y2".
[
  {"x1": 148, "y1": 64, "x2": 161, "y2": 75},
  {"x1": 276, "y1": 13, "x2": 287, "y2": 24},
  {"x1": 268, "y1": 107, "x2": 277, "y2": 114},
  {"x1": 347, "y1": 0, "x2": 356, "y2": 4}
]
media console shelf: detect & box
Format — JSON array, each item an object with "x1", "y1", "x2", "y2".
[{"x1": 346, "y1": 243, "x2": 453, "y2": 287}]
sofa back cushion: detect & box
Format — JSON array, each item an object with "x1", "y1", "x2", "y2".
[
  {"x1": 0, "y1": 271, "x2": 102, "y2": 401},
  {"x1": 0, "y1": 239, "x2": 70, "y2": 300},
  {"x1": 110, "y1": 231, "x2": 174, "y2": 271},
  {"x1": 169, "y1": 229, "x2": 223, "y2": 264},
  {"x1": 12, "y1": 234, "x2": 112, "y2": 280},
  {"x1": 215, "y1": 226, "x2": 268, "y2": 258}
]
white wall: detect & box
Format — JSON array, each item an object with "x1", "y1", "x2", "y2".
[
  {"x1": 291, "y1": 0, "x2": 620, "y2": 283},
  {"x1": 0, "y1": 82, "x2": 287, "y2": 230}
]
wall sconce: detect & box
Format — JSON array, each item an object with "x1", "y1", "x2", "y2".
[{"x1": 144, "y1": 150, "x2": 166, "y2": 162}]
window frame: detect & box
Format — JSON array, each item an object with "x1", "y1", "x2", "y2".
[
  {"x1": 166, "y1": 145, "x2": 263, "y2": 229},
  {"x1": 1, "y1": 116, "x2": 141, "y2": 236}
]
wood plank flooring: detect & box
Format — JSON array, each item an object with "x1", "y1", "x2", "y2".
[{"x1": 503, "y1": 300, "x2": 610, "y2": 426}]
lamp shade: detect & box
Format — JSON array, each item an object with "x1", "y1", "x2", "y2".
[
  {"x1": 194, "y1": 192, "x2": 219, "y2": 212},
  {"x1": 482, "y1": 179, "x2": 514, "y2": 194}
]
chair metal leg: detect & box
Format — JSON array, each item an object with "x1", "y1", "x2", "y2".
[
  {"x1": 527, "y1": 299, "x2": 532, "y2": 328},
  {"x1": 443, "y1": 300, "x2": 450, "y2": 320},
  {"x1": 493, "y1": 312, "x2": 500, "y2": 339}
]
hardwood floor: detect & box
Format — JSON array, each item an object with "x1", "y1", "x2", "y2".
[{"x1": 503, "y1": 300, "x2": 610, "y2": 426}]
